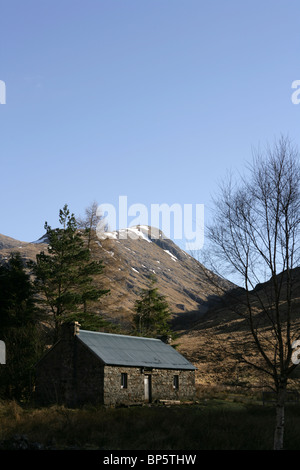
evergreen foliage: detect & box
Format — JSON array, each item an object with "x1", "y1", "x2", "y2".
[
  {"x1": 29, "y1": 204, "x2": 109, "y2": 339},
  {"x1": 0, "y1": 253, "x2": 43, "y2": 400},
  {"x1": 133, "y1": 275, "x2": 172, "y2": 337}
]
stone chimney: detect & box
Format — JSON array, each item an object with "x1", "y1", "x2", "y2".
[
  {"x1": 157, "y1": 334, "x2": 172, "y2": 344},
  {"x1": 61, "y1": 321, "x2": 81, "y2": 341},
  {"x1": 74, "y1": 321, "x2": 80, "y2": 335}
]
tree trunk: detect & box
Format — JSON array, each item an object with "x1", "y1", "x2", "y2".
[{"x1": 273, "y1": 384, "x2": 286, "y2": 450}]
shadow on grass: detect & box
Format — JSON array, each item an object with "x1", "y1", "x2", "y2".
[{"x1": 1, "y1": 398, "x2": 292, "y2": 450}]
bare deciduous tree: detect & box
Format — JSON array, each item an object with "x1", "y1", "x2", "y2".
[
  {"x1": 206, "y1": 136, "x2": 300, "y2": 450},
  {"x1": 77, "y1": 200, "x2": 106, "y2": 248}
]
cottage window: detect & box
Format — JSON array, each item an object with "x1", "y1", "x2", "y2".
[
  {"x1": 121, "y1": 373, "x2": 128, "y2": 389},
  {"x1": 173, "y1": 375, "x2": 179, "y2": 390}
]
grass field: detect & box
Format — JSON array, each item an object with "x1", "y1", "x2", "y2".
[{"x1": 1, "y1": 397, "x2": 300, "y2": 450}]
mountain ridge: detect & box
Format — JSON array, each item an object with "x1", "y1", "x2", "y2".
[{"x1": 0, "y1": 227, "x2": 235, "y2": 330}]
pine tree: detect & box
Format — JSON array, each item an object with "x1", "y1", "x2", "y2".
[
  {"x1": 133, "y1": 275, "x2": 172, "y2": 337},
  {"x1": 0, "y1": 252, "x2": 43, "y2": 400},
  {"x1": 29, "y1": 204, "x2": 109, "y2": 339},
  {"x1": 0, "y1": 252, "x2": 37, "y2": 328}
]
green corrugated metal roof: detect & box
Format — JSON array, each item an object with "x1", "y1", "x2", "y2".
[{"x1": 77, "y1": 330, "x2": 196, "y2": 370}]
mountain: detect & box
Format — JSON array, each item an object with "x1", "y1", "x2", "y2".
[
  {"x1": 0, "y1": 233, "x2": 48, "y2": 262},
  {"x1": 0, "y1": 226, "x2": 235, "y2": 330},
  {"x1": 177, "y1": 266, "x2": 300, "y2": 392}
]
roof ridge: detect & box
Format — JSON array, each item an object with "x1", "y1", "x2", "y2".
[{"x1": 78, "y1": 330, "x2": 160, "y2": 341}]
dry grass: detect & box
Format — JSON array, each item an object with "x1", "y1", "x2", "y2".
[{"x1": 2, "y1": 397, "x2": 300, "y2": 450}]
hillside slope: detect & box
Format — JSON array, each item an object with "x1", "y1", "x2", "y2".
[
  {"x1": 177, "y1": 269, "x2": 300, "y2": 391},
  {"x1": 0, "y1": 227, "x2": 234, "y2": 330}
]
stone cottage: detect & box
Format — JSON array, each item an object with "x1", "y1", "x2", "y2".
[{"x1": 35, "y1": 322, "x2": 196, "y2": 406}]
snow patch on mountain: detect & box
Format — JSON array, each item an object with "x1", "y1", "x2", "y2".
[
  {"x1": 164, "y1": 250, "x2": 178, "y2": 262},
  {"x1": 97, "y1": 226, "x2": 153, "y2": 243},
  {"x1": 31, "y1": 234, "x2": 49, "y2": 244}
]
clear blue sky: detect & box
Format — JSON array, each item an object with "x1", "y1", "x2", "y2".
[{"x1": 1, "y1": 0, "x2": 300, "y2": 252}]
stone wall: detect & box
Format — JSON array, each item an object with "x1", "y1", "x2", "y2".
[
  {"x1": 151, "y1": 368, "x2": 195, "y2": 402},
  {"x1": 103, "y1": 365, "x2": 195, "y2": 406},
  {"x1": 35, "y1": 334, "x2": 74, "y2": 405},
  {"x1": 74, "y1": 339, "x2": 105, "y2": 405},
  {"x1": 103, "y1": 366, "x2": 144, "y2": 405},
  {"x1": 35, "y1": 332, "x2": 105, "y2": 406}
]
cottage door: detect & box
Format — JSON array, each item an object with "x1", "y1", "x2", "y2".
[{"x1": 144, "y1": 374, "x2": 152, "y2": 403}]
